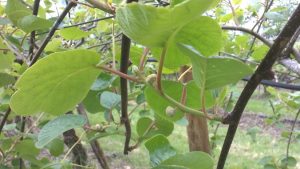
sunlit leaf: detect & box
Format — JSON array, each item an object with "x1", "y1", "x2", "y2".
[{"x1": 10, "y1": 50, "x2": 101, "y2": 115}]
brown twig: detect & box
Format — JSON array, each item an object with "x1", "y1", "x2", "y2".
[
  {"x1": 0, "y1": 108, "x2": 11, "y2": 135},
  {"x1": 217, "y1": 4, "x2": 300, "y2": 169},
  {"x1": 30, "y1": 1, "x2": 77, "y2": 66}
]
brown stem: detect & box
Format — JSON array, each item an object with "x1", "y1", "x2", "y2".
[
  {"x1": 28, "y1": 0, "x2": 40, "y2": 59},
  {"x1": 0, "y1": 108, "x2": 11, "y2": 134},
  {"x1": 217, "y1": 4, "x2": 300, "y2": 169},
  {"x1": 98, "y1": 65, "x2": 142, "y2": 83}
]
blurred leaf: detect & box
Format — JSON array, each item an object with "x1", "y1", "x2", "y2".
[
  {"x1": 36, "y1": 114, "x2": 86, "y2": 148},
  {"x1": 15, "y1": 139, "x2": 40, "y2": 157},
  {"x1": 5, "y1": 0, "x2": 31, "y2": 26},
  {"x1": 156, "y1": 151, "x2": 214, "y2": 169},
  {"x1": 100, "y1": 91, "x2": 121, "y2": 110},
  {"x1": 47, "y1": 138, "x2": 64, "y2": 157},
  {"x1": 0, "y1": 73, "x2": 15, "y2": 87},
  {"x1": 281, "y1": 156, "x2": 297, "y2": 167},
  {"x1": 60, "y1": 27, "x2": 90, "y2": 40},
  {"x1": 18, "y1": 15, "x2": 53, "y2": 33},
  {"x1": 252, "y1": 45, "x2": 269, "y2": 61}
]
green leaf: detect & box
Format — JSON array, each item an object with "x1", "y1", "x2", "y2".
[
  {"x1": 60, "y1": 27, "x2": 90, "y2": 40},
  {"x1": 252, "y1": 45, "x2": 269, "y2": 61},
  {"x1": 18, "y1": 15, "x2": 53, "y2": 33},
  {"x1": 145, "y1": 81, "x2": 214, "y2": 122},
  {"x1": 137, "y1": 117, "x2": 153, "y2": 137},
  {"x1": 82, "y1": 91, "x2": 104, "y2": 114},
  {"x1": 153, "y1": 165, "x2": 188, "y2": 169},
  {"x1": 145, "y1": 135, "x2": 177, "y2": 167},
  {"x1": 137, "y1": 116, "x2": 174, "y2": 139},
  {"x1": 281, "y1": 156, "x2": 297, "y2": 167},
  {"x1": 45, "y1": 38, "x2": 62, "y2": 52},
  {"x1": 100, "y1": 91, "x2": 121, "y2": 109},
  {"x1": 0, "y1": 41, "x2": 15, "y2": 71},
  {"x1": 10, "y1": 49, "x2": 101, "y2": 115},
  {"x1": 91, "y1": 73, "x2": 116, "y2": 91},
  {"x1": 15, "y1": 139, "x2": 40, "y2": 157},
  {"x1": 116, "y1": 0, "x2": 217, "y2": 47},
  {"x1": 36, "y1": 114, "x2": 86, "y2": 148},
  {"x1": 178, "y1": 44, "x2": 253, "y2": 90},
  {"x1": 163, "y1": 16, "x2": 222, "y2": 69},
  {"x1": 0, "y1": 73, "x2": 15, "y2": 87},
  {"x1": 47, "y1": 138, "x2": 64, "y2": 157},
  {"x1": 145, "y1": 81, "x2": 184, "y2": 122},
  {"x1": 157, "y1": 151, "x2": 214, "y2": 169},
  {"x1": 5, "y1": 0, "x2": 31, "y2": 26},
  {"x1": 116, "y1": 3, "x2": 174, "y2": 47}
]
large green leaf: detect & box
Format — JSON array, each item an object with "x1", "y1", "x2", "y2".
[
  {"x1": 18, "y1": 15, "x2": 53, "y2": 33},
  {"x1": 155, "y1": 151, "x2": 214, "y2": 169},
  {"x1": 36, "y1": 114, "x2": 86, "y2": 148},
  {"x1": 145, "y1": 135, "x2": 177, "y2": 167},
  {"x1": 163, "y1": 16, "x2": 222, "y2": 69},
  {"x1": 116, "y1": 0, "x2": 217, "y2": 47},
  {"x1": 10, "y1": 49, "x2": 101, "y2": 115},
  {"x1": 5, "y1": 0, "x2": 31, "y2": 26},
  {"x1": 116, "y1": 3, "x2": 173, "y2": 47},
  {"x1": 178, "y1": 44, "x2": 253, "y2": 90}
]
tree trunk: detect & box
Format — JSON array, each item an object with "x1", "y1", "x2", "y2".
[{"x1": 180, "y1": 66, "x2": 211, "y2": 154}]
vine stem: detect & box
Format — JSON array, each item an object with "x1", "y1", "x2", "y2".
[
  {"x1": 156, "y1": 46, "x2": 167, "y2": 94},
  {"x1": 217, "y1": 4, "x2": 300, "y2": 169},
  {"x1": 97, "y1": 65, "x2": 142, "y2": 83}
]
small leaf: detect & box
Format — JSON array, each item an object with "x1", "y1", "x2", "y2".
[
  {"x1": 100, "y1": 91, "x2": 121, "y2": 109},
  {"x1": 178, "y1": 44, "x2": 253, "y2": 90},
  {"x1": 252, "y1": 45, "x2": 269, "y2": 61},
  {"x1": 158, "y1": 151, "x2": 214, "y2": 169},
  {"x1": 10, "y1": 49, "x2": 101, "y2": 115},
  {"x1": 36, "y1": 114, "x2": 86, "y2": 148},
  {"x1": 15, "y1": 139, "x2": 40, "y2": 157},
  {"x1": 18, "y1": 15, "x2": 53, "y2": 33},
  {"x1": 60, "y1": 27, "x2": 90, "y2": 40},
  {"x1": 145, "y1": 135, "x2": 177, "y2": 167}
]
